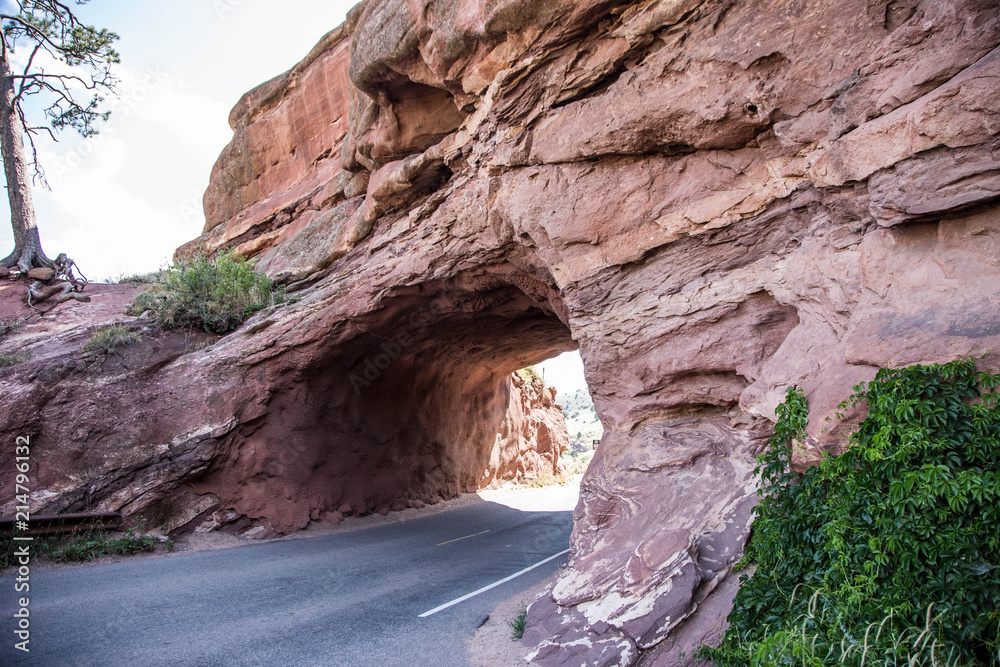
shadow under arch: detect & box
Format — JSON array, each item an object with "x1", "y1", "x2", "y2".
[{"x1": 191, "y1": 263, "x2": 578, "y2": 534}]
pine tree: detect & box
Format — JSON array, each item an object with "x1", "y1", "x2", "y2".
[{"x1": 0, "y1": 1, "x2": 118, "y2": 272}]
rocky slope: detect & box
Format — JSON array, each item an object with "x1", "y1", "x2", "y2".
[
  {"x1": 0, "y1": 280, "x2": 568, "y2": 536},
  {"x1": 2, "y1": 0, "x2": 999, "y2": 664},
  {"x1": 486, "y1": 370, "x2": 569, "y2": 487}
]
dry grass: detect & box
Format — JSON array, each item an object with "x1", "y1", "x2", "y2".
[{"x1": 82, "y1": 325, "x2": 142, "y2": 353}]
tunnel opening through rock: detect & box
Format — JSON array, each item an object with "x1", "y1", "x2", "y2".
[
  {"x1": 193, "y1": 266, "x2": 580, "y2": 535},
  {"x1": 535, "y1": 351, "x2": 604, "y2": 477}
]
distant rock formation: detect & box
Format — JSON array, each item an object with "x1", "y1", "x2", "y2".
[
  {"x1": 557, "y1": 388, "x2": 604, "y2": 457},
  {"x1": 3, "y1": 0, "x2": 999, "y2": 664},
  {"x1": 488, "y1": 371, "x2": 569, "y2": 487}
]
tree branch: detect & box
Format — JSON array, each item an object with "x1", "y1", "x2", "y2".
[
  {"x1": 14, "y1": 71, "x2": 104, "y2": 91},
  {"x1": 0, "y1": 0, "x2": 119, "y2": 215},
  {"x1": 15, "y1": 41, "x2": 43, "y2": 101}
]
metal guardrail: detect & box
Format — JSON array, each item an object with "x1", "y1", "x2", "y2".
[{"x1": 0, "y1": 512, "x2": 122, "y2": 535}]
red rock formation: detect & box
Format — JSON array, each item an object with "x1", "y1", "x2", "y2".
[
  {"x1": 3, "y1": 0, "x2": 1000, "y2": 664},
  {"x1": 0, "y1": 277, "x2": 569, "y2": 537},
  {"x1": 486, "y1": 371, "x2": 568, "y2": 487}
]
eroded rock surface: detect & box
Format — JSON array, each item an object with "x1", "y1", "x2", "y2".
[
  {"x1": 3, "y1": 0, "x2": 999, "y2": 664},
  {"x1": 0, "y1": 279, "x2": 569, "y2": 538}
]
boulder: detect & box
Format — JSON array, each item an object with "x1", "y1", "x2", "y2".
[{"x1": 26, "y1": 267, "x2": 54, "y2": 281}]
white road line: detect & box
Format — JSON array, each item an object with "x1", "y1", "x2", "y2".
[
  {"x1": 418, "y1": 548, "x2": 571, "y2": 618},
  {"x1": 437, "y1": 529, "x2": 490, "y2": 546}
]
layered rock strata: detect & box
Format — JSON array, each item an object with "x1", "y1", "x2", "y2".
[{"x1": 3, "y1": 0, "x2": 999, "y2": 664}]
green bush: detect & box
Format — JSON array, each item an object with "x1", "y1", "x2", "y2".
[
  {"x1": 50, "y1": 529, "x2": 158, "y2": 562},
  {"x1": 704, "y1": 360, "x2": 1000, "y2": 666},
  {"x1": 125, "y1": 251, "x2": 279, "y2": 334},
  {"x1": 518, "y1": 366, "x2": 542, "y2": 384},
  {"x1": 0, "y1": 351, "x2": 28, "y2": 367},
  {"x1": 115, "y1": 270, "x2": 163, "y2": 284},
  {"x1": 510, "y1": 606, "x2": 528, "y2": 640},
  {"x1": 82, "y1": 324, "x2": 141, "y2": 353}
]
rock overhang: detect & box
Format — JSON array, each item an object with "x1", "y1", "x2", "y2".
[
  {"x1": 3, "y1": 0, "x2": 999, "y2": 665},
  {"x1": 160, "y1": 0, "x2": 1000, "y2": 660}
]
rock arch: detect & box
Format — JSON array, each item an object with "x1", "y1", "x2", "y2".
[
  {"x1": 2, "y1": 1, "x2": 999, "y2": 665},
  {"x1": 190, "y1": 266, "x2": 578, "y2": 534}
]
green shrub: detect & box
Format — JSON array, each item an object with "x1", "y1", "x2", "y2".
[
  {"x1": 125, "y1": 251, "x2": 279, "y2": 334},
  {"x1": 704, "y1": 360, "x2": 1000, "y2": 666},
  {"x1": 518, "y1": 366, "x2": 542, "y2": 384},
  {"x1": 561, "y1": 449, "x2": 594, "y2": 475},
  {"x1": 0, "y1": 351, "x2": 28, "y2": 367},
  {"x1": 83, "y1": 325, "x2": 142, "y2": 353},
  {"x1": 510, "y1": 606, "x2": 528, "y2": 640},
  {"x1": 50, "y1": 529, "x2": 158, "y2": 562},
  {"x1": 115, "y1": 270, "x2": 163, "y2": 284}
]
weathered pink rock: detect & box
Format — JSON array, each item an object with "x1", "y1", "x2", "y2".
[
  {"x1": 3, "y1": 1, "x2": 1000, "y2": 666},
  {"x1": 844, "y1": 212, "x2": 1000, "y2": 369},
  {"x1": 484, "y1": 371, "x2": 568, "y2": 486},
  {"x1": 636, "y1": 571, "x2": 744, "y2": 667}
]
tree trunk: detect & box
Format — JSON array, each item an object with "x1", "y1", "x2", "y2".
[{"x1": 0, "y1": 49, "x2": 53, "y2": 271}]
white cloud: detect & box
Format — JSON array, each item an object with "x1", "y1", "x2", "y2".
[
  {"x1": 41, "y1": 165, "x2": 196, "y2": 280},
  {"x1": 126, "y1": 69, "x2": 233, "y2": 153}
]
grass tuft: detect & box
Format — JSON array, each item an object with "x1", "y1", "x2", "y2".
[
  {"x1": 509, "y1": 606, "x2": 528, "y2": 641},
  {"x1": 115, "y1": 270, "x2": 163, "y2": 284},
  {"x1": 82, "y1": 325, "x2": 142, "y2": 353},
  {"x1": 1, "y1": 526, "x2": 160, "y2": 569},
  {"x1": 0, "y1": 350, "x2": 29, "y2": 367}
]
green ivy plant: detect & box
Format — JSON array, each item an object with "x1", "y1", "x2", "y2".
[{"x1": 703, "y1": 360, "x2": 1000, "y2": 666}]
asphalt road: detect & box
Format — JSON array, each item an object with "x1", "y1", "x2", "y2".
[{"x1": 0, "y1": 498, "x2": 573, "y2": 666}]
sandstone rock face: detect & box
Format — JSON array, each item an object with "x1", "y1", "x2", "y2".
[
  {"x1": 487, "y1": 371, "x2": 569, "y2": 487},
  {"x1": 3, "y1": 0, "x2": 999, "y2": 664}
]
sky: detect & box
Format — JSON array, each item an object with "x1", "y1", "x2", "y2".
[
  {"x1": 0, "y1": 0, "x2": 358, "y2": 281},
  {"x1": 537, "y1": 351, "x2": 589, "y2": 395}
]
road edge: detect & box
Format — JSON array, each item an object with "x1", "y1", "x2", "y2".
[{"x1": 467, "y1": 575, "x2": 556, "y2": 666}]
